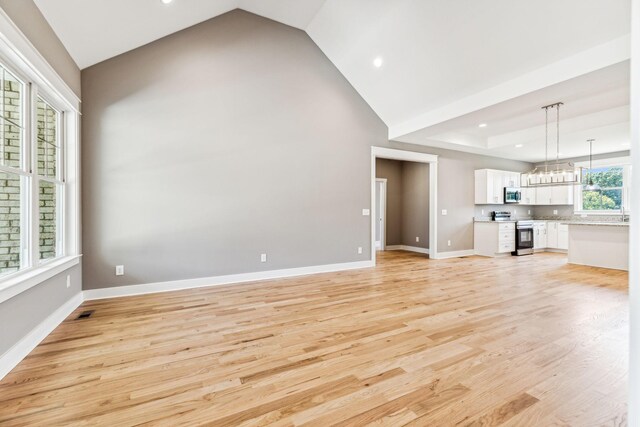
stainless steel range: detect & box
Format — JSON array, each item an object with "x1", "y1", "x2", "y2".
[{"x1": 514, "y1": 220, "x2": 534, "y2": 256}]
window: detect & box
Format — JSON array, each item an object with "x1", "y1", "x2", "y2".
[
  {"x1": 36, "y1": 98, "x2": 63, "y2": 260},
  {"x1": 575, "y1": 164, "x2": 632, "y2": 213},
  {"x1": 0, "y1": 63, "x2": 66, "y2": 279},
  {"x1": 0, "y1": 66, "x2": 26, "y2": 277}
]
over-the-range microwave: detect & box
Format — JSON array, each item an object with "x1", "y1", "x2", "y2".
[{"x1": 504, "y1": 187, "x2": 521, "y2": 204}]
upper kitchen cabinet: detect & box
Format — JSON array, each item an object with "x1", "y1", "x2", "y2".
[
  {"x1": 551, "y1": 185, "x2": 574, "y2": 205},
  {"x1": 476, "y1": 169, "x2": 576, "y2": 206},
  {"x1": 475, "y1": 169, "x2": 521, "y2": 205},
  {"x1": 532, "y1": 181, "x2": 575, "y2": 206}
]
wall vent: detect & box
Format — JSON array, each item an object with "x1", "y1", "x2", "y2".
[{"x1": 76, "y1": 310, "x2": 95, "y2": 320}]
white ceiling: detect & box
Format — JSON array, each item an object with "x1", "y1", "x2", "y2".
[
  {"x1": 34, "y1": 0, "x2": 632, "y2": 161},
  {"x1": 397, "y1": 61, "x2": 631, "y2": 162},
  {"x1": 33, "y1": 0, "x2": 328, "y2": 69}
]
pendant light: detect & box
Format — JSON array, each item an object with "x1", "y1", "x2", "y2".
[
  {"x1": 583, "y1": 139, "x2": 601, "y2": 191},
  {"x1": 524, "y1": 102, "x2": 579, "y2": 187}
]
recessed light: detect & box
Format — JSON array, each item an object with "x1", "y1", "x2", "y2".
[
  {"x1": 478, "y1": 123, "x2": 487, "y2": 128},
  {"x1": 161, "y1": 0, "x2": 172, "y2": 4},
  {"x1": 515, "y1": 144, "x2": 524, "y2": 148},
  {"x1": 373, "y1": 57, "x2": 383, "y2": 68}
]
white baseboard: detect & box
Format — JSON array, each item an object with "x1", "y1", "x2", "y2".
[
  {"x1": 432, "y1": 249, "x2": 476, "y2": 259},
  {"x1": 0, "y1": 292, "x2": 84, "y2": 381},
  {"x1": 84, "y1": 260, "x2": 375, "y2": 301},
  {"x1": 385, "y1": 245, "x2": 430, "y2": 255},
  {"x1": 545, "y1": 248, "x2": 568, "y2": 254}
]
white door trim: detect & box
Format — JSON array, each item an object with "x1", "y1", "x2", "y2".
[
  {"x1": 375, "y1": 178, "x2": 387, "y2": 250},
  {"x1": 371, "y1": 147, "x2": 438, "y2": 264},
  {"x1": 629, "y1": 0, "x2": 639, "y2": 422}
]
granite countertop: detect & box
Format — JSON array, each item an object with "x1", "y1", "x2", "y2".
[
  {"x1": 562, "y1": 221, "x2": 630, "y2": 227},
  {"x1": 474, "y1": 218, "x2": 629, "y2": 227}
]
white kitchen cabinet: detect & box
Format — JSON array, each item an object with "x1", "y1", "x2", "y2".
[
  {"x1": 547, "y1": 221, "x2": 558, "y2": 248},
  {"x1": 475, "y1": 169, "x2": 521, "y2": 205},
  {"x1": 474, "y1": 222, "x2": 515, "y2": 256},
  {"x1": 521, "y1": 187, "x2": 536, "y2": 205},
  {"x1": 550, "y1": 185, "x2": 574, "y2": 205},
  {"x1": 557, "y1": 223, "x2": 568, "y2": 250},
  {"x1": 535, "y1": 187, "x2": 552, "y2": 205},
  {"x1": 534, "y1": 222, "x2": 547, "y2": 249},
  {"x1": 502, "y1": 172, "x2": 520, "y2": 188}
]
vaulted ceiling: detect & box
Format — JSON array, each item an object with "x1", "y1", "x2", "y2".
[{"x1": 34, "y1": 0, "x2": 632, "y2": 161}]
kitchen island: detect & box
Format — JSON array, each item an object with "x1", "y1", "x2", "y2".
[{"x1": 564, "y1": 222, "x2": 630, "y2": 271}]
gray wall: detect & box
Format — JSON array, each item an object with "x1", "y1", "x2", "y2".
[
  {"x1": 387, "y1": 142, "x2": 533, "y2": 252},
  {"x1": 80, "y1": 9, "x2": 539, "y2": 291},
  {"x1": 0, "y1": 1, "x2": 82, "y2": 359},
  {"x1": 401, "y1": 161, "x2": 430, "y2": 249},
  {"x1": 0, "y1": 264, "x2": 81, "y2": 355},
  {"x1": 81, "y1": 10, "x2": 388, "y2": 290},
  {"x1": 0, "y1": 0, "x2": 81, "y2": 97},
  {"x1": 375, "y1": 159, "x2": 429, "y2": 249}
]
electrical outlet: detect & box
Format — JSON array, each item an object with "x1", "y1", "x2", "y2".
[
  {"x1": 481, "y1": 209, "x2": 485, "y2": 215},
  {"x1": 415, "y1": 236, "x2": 419, "y2": 243},
  {"x1": 447, "y1": 240, "x2": 452, "y2": 247},
  {"x1": 528, "y1": 210, "x2": 531, "y2": 215},
  {"x1": 261, "y1": 253, "x2": 267, "y2": 263},
  {"x1": 115, "y1": 265, "x2": 124, "y2": 276},
  {"x1": 357, "y1": 247, "x2": 363, "y2": 254},
  {"x1": 553, "y1": 209, "x2": 558, "y2": 215},
  {"x1": 362, "y1": 209, "x2": 370, "y2": 216},
  {"x1": 66, "y1": 275, "x2": 71, "y2": 288},
  {"x1": 441, "y1": 209, "x2": 448, "y2": 216}
]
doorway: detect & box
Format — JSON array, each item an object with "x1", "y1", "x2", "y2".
[
  {"x1": 375, "y1": 179, "x2": 387, "y2": 250},
  {"x1": 371, "y1": 147, "x2": 439, "y2": 264}
]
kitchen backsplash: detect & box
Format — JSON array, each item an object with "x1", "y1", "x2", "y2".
[{"x1": 475, "y1": 204, "x2": 626, "y2": 222}]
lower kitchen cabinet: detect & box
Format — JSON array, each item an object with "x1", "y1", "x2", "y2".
[
  {"x1": 474, "y1": 221, "x2": 568, "y2": 257},
  {"x1": 557, "y1": 223, "x2": 568, "y2": 250},
  {"x1": 474, "y1": 222, "x2": 515, "y2": 257},
  {"x1": 534, "y1": 221, "x2": 568, "y2": 251},
  {"x1": 534, "y1": 222, "x2": 547, "y2": 249}
]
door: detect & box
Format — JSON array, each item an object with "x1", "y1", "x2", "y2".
[{"x1": 375, "y1": 179, "x2": 387, "y2": 250}]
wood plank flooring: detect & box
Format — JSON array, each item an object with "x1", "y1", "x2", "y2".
[{"x1": 0, "y1": 251, "x2": 628, "y2": 426}]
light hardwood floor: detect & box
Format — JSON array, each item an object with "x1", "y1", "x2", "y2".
[{"x1": 0, "y1": 251, "x2": 628, "y2": 426}]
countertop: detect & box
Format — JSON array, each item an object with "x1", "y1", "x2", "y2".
[
  {"x1": 474, "y1": 218, "x2": 629, "y2": 227},
  {"x1": 562, "y1": 221, "x2": 630, "y2": 227}
]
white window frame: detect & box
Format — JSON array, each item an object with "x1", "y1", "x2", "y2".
[
  {"x1": 574, "y1": 157, "x2": 632, "y2": 215},
  {"x1": 0, "y1": 9, "x2": 81, "y2": 304},
  {"x1": 33, "y1": 93, "x2": 65, "y2": 265}
]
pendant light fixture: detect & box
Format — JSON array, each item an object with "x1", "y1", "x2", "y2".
[
  {"x1": 523, "y1": 102, "x2": 580, "y2": 187},
  {"x1": 583, "y1": 139, "x2": 601, "y2": 191}
]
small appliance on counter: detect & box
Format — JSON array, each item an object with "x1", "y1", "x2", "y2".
[{"x1": 491, "y1": 211, "x2": 512, "y2": 221}]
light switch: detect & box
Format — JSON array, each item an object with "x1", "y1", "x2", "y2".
[
  {"x1": 115, "y1": 265, "x2": 124, "y2": 276},
  {"x1": 362, "y1": 209, "x2": 370, "y2": 216},
  {"x1": 441, "y1": 209, "x2": 448, "y2": 216},
  {"x1": 261, "y1": 254, "x2": 267, "y2": 263}
]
